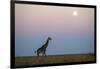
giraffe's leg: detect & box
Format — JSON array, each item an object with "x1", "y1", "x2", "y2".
[
  {"x1": 42, "y1": 50, "x2": 45, "y2": 56},
  {"x1": 44, "y1": 49, "x2": 46, "y2": 56},
  {"x1": 41, "y1": 50, "x2": 43, "y2": 56},
  {"x1": 37, "y1": 51, "x2": 39, "y2": 56},
  {"x1": 37, "y1": 49, "x2": 40, "y2": 56},
  {"x1": 42, "y1": 53, "x2": 44, "y2": 56},
  {"x1": 37, "y1": 53, "x2": 38, "y2": 56},
  {"x1": 44, "y1": 52, "x2": 46, "y2": 56}
]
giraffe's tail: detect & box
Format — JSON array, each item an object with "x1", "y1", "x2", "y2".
[{"x1": 34, "y1": 51, "x2": 36, "y2": 53}]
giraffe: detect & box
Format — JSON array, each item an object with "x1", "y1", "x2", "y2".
[{"x1": 34, "y1": 37, "x2": 52, "y2": 56}]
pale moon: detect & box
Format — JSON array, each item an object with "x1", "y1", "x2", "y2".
[{"x1": 73, "y1": 11, "x2": 78, "y2": 16}]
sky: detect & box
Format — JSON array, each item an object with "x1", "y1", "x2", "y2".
[{"x1": 15, "y1": 4, "x2": 95, "y2": 57}]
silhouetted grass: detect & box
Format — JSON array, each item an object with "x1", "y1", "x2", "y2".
[{"x1": 15, "y1": 54, "x2": 95, "y2": 68}]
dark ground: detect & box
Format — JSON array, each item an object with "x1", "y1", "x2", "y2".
[{"x1": 15, "y1": 54, "x2": 96, "y2": 68}]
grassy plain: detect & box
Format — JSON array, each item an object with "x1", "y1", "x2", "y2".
[{"x1": 15, "y1": 54, "x2": 95, "y2": 68}]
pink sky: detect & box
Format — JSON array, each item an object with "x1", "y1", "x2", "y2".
[{"x1": 15, "y1": 4, "x2": 94, "y2": 36}]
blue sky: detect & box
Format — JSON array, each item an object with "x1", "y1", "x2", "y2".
[{"x1": 15, "y1": 4, "x2": 94, "y2": 57}]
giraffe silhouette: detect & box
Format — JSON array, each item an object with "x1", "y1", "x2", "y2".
[{"x1": 34, "y1": 37, "x2": 52, "y2": 56}]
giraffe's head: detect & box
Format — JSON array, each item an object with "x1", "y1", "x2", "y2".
[{"x1": 48, "y1": 37, "x2": 52, "y2": 40}]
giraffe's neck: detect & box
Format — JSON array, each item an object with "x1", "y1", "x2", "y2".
[{"x1": 45, "y1": 39, "x2": 49, "y2": 48}]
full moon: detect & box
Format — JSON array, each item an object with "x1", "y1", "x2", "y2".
[{"x1": 73, "y1": 11, "x2": 78, "y2": 16}]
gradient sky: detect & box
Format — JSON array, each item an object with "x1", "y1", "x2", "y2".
[{"x1": 15, "y1": 4, "x2": 94, "y2": 57}]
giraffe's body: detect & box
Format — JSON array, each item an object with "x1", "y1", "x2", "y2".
[{"x1": 34, "y1": 37, "x2": 52, "y2": 56}]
